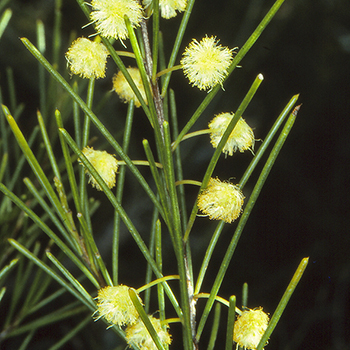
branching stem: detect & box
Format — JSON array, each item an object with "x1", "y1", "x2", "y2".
[{"x1": 140, "y1": 19, "x2": 165, "y2": 138}]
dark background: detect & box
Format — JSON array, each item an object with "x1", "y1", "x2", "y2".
[{"x1": 1, "y1": 0, "x2": 349, "y2": 349}]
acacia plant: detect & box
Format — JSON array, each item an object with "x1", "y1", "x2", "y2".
[{"x1": 0, "y1": 0, "x2": 308, "y2": 349}]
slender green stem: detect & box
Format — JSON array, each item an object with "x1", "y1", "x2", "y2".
[
  {"x1": 6, "y1": 67, "x2": 16, "y2": 114},
  {"x1": 80, "y1": 78, "x2": 95, "y2": 233},
  {"x1": 36, "y1": 20, "x2": 47, "y2": 119},
  {"x1": 225, "y1": 296, "x2": 236, "y2": 350},
  {"x1": 144, "y1": 208, "x2": 159, "y2": 313},
  {"x1": 113, "y1": 100, "x2": 135, "y2": 285},
  {"x1": 163, "y1": 122, "x2": 194, "y2": 350},
  {"x1": 152, "y1": 0, "x2": 160, "y2": 82},
  {"x1": 175, "y1": 179, "x2": 201, "y2": 187},
  {"x1": 169, "y1": 89, "x2": 188, "y2": 233},
  {"x1": 52, "y1": 0, "x2": 62, "y2": 67},
  {"x1": 0, "y1": 287, "x2": 6, "y2": 304},
  {"x1": 207, "y1": 303, "x2": 221, "y2": 350},
  {"x1": 142, "y1": 139, "x2": 173, "y2": 234},
  {"x1": 172, "y1": 129, "x2": 210, "y2": 149},
  {"x1": 82, "y1": 77, "x2": 95, "y2": 147},
  {"x1": 0, "y1": 258, "x2": 19, "y2": 281},
  {"x1": 76, "y1": 212, "x2": 112, "y2": 286},
  {"x1": 129, "y1": 288, "x2": 166, "y2": 350},
  {"x1": 0, "y1": 8, "x2": 12, "y2": 40},
  {"x1": 194, "y1": 221, "x2": 225, "y2": 295},
  {"x1": 125, "y1": 16, "x2": 160, "y2": 132},
  {"x1": 155, "y1": 221, "x2": 166, "y2": 323},
  {"x1": 194, "y1": 293, "x2": 240, "y2": 312},
  {"x1": 104, "y1": 37, "x2": 151, "y2": 120},
  {"x1": 0, "y1": 152, "x2": 7, "y2": 183},
  {"x1": 242, "y1": 283, "x2": 248, "y2": 309},
  {"x1": 72, "y1": 82, "x2": 82, "y2": 148},
  {"x1": 161, "y1": 0, "x2": 196, "y2": 97},
  {"x1": 157, "y1": 65, "x2": 182, "y2": 79},
  {"x1": 55, "y1": 110, "x2": 84, "y2": 238},
  {"x1": 37, "y1": 111, "x2": 61, "y2": 181},
  {"x1": 256, "y1": 257, "x2": 309, "y2": 350}
]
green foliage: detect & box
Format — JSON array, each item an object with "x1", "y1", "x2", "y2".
[{"x1": 0, "y1": 0, "x2": 308, "y2": 349}]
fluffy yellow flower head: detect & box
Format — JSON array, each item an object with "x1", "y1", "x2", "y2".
[
  {"x1": 143, "y1": 0, "x2": 187, "y2": 19},
  {"x1": 233, "y1": 308, "x2": 269, "y2": 350},
  {"x1": 197, "y1": 177, "x2": 244, "y2": 223},
  {"x1": 126, "y1": 315, "x2": 172, "y2": 350},
  {"x1": 209, "y1": 112, "x2": 255, "y2": 156},
  {"x1": 90, "y1": 0, "x2": 143, "y2": 40},
  {"x1": 95, "y1": 285, "x2": 142, "y2": 327},
  {"x1": 65, "y1": 37, "x2": 109, "y2": 79},
  {"x1": 112, "y1": 67, "x2": 147, "y2": 108},
  {"x1": 79, "y1": 146, "x2": 118, "y2": 191},
  {"x1": 181, "y1": 35, "x2": 234, "y2": 91}
]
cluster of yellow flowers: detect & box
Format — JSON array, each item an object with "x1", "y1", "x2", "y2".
[
  {"x1": 112, "y1": 67, "x2": 147, "y2": 108},
  {"x1": 234, "y1": 308, "x2": 269, "y2": 350},
  {"x1": 209, "y1": 112, "x2": 255, "y2": 155},
  {"x1": 78, "y1": 146, "x2": 119, "y2": 191},
  {"x1": 95, "y1": 285, "x2": 171, "y2": 350},
  {"x1": 65, "y1": 37, "x2": 109, "y2": 79},
  {"x1": 197, "y1": 177, "x2": 244, "y2": 223},
  {"x1": 181, "y1": 35, "x2": 234, "y2": 91}
]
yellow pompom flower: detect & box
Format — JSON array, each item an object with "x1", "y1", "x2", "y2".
[
  {"x1": 233, "y1": 308, "x2": 269, "y2": 350},
  {"x1": 65, "y1": 37, "x2": 109, "y2": 79},
  {"x1": 209, "y1": 112, "x2": 255, "y2": 155},
  {"x1": 90, "y1": 0, "x2": 143, "y2": 41},
  {"x1": 197, "y1": 177, "x2": 244, "y2": 223},
  {"x1": 112, "y1": 67, "x2": 147, "y2": 108},
  {"x1": 95, "y1": 285, "x2": 142, "y2": 327},
  {"x1": 181, "y1": 35, "x2": 234, "y2": 91},
  {"x1": 79, "y1": 146, "x2": 119, "y2": 191},
  {"x1": 143, "y1": 0, "x2": 187, "y2": 19},
  {"x1": 126, "y1": 315, "x2": 172, "y2": 350}
]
